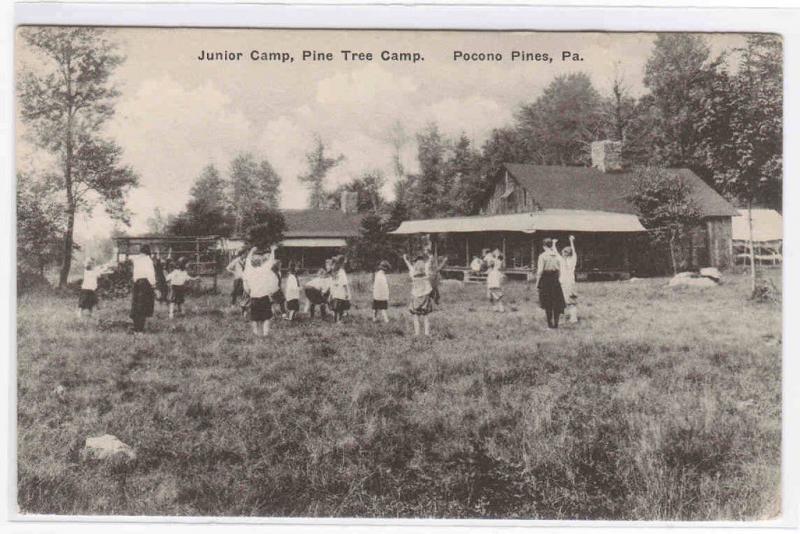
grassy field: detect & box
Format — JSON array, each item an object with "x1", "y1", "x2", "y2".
[{"x1": 16, "y1": 270, "x2": 782, "y2": 519}]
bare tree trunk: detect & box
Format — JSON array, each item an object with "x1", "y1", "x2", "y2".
[
  {"x1": 59, "y1": 206, "x2": 75, "y2": 288},
  {"x1": 669, "y1": 231, "x2": 678, "y2": 276},
  {"x1": 747, "y1": 199, "x2": 757, "y2": 293}
]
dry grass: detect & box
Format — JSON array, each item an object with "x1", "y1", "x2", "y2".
[{"x1": 16, "y1": 270, "x2": 781, "y2": 519}]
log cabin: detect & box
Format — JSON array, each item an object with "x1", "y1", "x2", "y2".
[{"x1": 391, "y1": 141, "x2": 737, "y2": 281}]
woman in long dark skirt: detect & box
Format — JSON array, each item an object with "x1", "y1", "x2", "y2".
[
  {"x1": 535, "y1": 238, "x2": 566, "y2": 329},
  {"x1": 130, "y1": 244, "x2": 157, "y2": 333}
]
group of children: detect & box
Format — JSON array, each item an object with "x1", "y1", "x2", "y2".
[
  {"x1": 78, "y1": 245, "x2": 199, "y2": 332},
  {"x1": 78, "y1": 236, "x2": 579, "y2": 336}
]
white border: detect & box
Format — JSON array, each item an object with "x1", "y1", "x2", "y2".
[{"x1": 3, "y1": 2, "x2": 799, "y2": 533}]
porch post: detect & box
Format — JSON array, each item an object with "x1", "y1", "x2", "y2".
[
  {"x1": 623, "y1": 235, "x2": 631, "y2": 278},
  {"x1": 465, "y1": 235, "x2": 470, "y2": 266}
]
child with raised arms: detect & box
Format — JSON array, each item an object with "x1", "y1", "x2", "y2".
[
  {"x1": 242, "y1": 244, "x2": 279, "y2": 337},
  {"x1": 166, "y1": 256, "x2": 198, "y2": 319},
  {"x1": 372, "y1": 260, "x2": 391, "y2": 323},
  {"x1": 487, "y1": 254, "x2": 506, "y2": 313},
  {"x1": 403, "y1": 253, "x2": 434, "y2": 337}
]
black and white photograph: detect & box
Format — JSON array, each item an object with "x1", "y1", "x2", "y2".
[{"x1": 13, "y1": 23, "x2": 784, "y2": 521}]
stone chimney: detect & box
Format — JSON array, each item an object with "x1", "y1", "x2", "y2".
[
  {"x1": 340, "y1": 191, "x2": 359, "y2": 214},
  {"x1": 591, "y1": 140, "x2": 623, "y2": 173}
]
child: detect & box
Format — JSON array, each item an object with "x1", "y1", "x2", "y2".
[
  {"x1": 535, "y1": 238, "x2": 566, "y2": 329},
  {"x1": 403, "y1": 253, "x2": 433, "y2": 336},
  {"x1": 470, "y1": 255, "x2": 483, "y2": 273},
  {"x1": 558, "y1": 235, "x2": 579, "y2": 324},
  {"x1": 130, "y1": 245, "x2": 157, "y2": 333},
  {"x1": 284, "y1": 261, "x2": 300, "y2": 321},
  {"x1": 166, "y1": 256, "x2": 197, "y2": 319},
  {"x1": 427, "y1": 253, "x2": 448, "y2": 305},
  {"x1": 154, "y1": 253, "x2": 169, "y2": 306},
  {"x1": 482, "y1": 248, "x2": 496, "y2": 272},
  {"x1": 304, "y1": 268, "x2": 330, "y2": 318},
  {"x1": 242, "y1": 244, "x2": 279, "y2": 337},
  {"x1": 226, "y1": 249, "x2": 246, "y2": 309},
  {"x1": 372, "y1": 260, "x2": 391, "y2": 323},
  {"x1": 77, "y1": 258, "x2": 100, "y2": 318},
  {"x1": 487, "y1": 254, "x2": 505, "y2": 312},
  {"x1": 330, "y1": 255, "x2": 351, "y2": 323},
  {"x1": 270, "y1": 259, "x2": 288, "y2": 318}
]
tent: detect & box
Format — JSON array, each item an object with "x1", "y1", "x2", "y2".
[{"x1": 731, "y1": 209, "x2": 783, "y2": 265}]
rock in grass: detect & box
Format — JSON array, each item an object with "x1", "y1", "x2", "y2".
[
  {"x1": 668, "y1": 273, "x2": 718, "y2": 288},
  {"x1": 80, "y1": 434, "x2": 136, "y2": 462},
  {"x1": 700, "y1": 267, "x2": 722, "y2": 281}
]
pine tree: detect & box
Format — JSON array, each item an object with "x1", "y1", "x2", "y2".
[{"x1": 17, "y1": 27, "x2": 138, "y2": 286}]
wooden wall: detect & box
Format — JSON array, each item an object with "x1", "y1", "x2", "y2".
[
  {"x1": 706, "y1": 217, "x2": 733, "y2": 269},
  {"x1": 484, "y1": 170, "x2": 535, "y2": 215}
]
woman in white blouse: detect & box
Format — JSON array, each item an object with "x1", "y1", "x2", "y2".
[{"x1": 130, "y1": 244, "x2": 157, "y2": 333}]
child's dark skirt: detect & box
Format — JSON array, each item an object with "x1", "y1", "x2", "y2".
[
  {"x1": 286, "y1": 299, "x2": 299, "y2": 312},
  {"x1": 272, "y1": 289, "x2": 286, "y2": 304},
  {"x1": 409, "y1": 293, "x2": 434, "y2": 316},
  {"x1": 249, "y1": 295, "x2": 273, "y2": 322},
  {"x1": 372, "y1": 299, "x2": 388, "y2": 310},
  {"x1": 169, "y1": 285, "x2": 186, "y2": 305},
  {"x1": 332, "y1": 298, "x2": 350, "y2": 314},
  {"x1": 78, "y1": 289, "x2": 97, "y2": 310},
  {"x1": 304, "y1": 287, "x2": 326, "y2": 305}
]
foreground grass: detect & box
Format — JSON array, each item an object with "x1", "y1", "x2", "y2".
[{"x1": 17, "y1": 271, "x2": 781, "y2": 519}]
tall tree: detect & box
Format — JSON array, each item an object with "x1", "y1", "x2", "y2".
[
  {"x1": 448, "y1": 134, "x2": 483, "y2": 215},
  {"x1": 411, "y1": 123, "x2": 450, "y2": 218},
  {"x1": 515, "y1": 73, "x2": 605, "y2": 166},
  {"x1": 298, "y1": 136, "x2": 344, "y2": 210},
  {"x1": 643, "y1": 33, "x2": 722, "y2": 174},
  {"x1": 228, "y1": 153, "x2": 282, "y2": 235},
  {"x1": 697, "y1": 35, "x2": 782, "y2": 292},
  {"x1": 169, "y1": 164, "x2": 232, "y2": 236},
  {"x1": 348, "y1": 212, "x2": 399, "y2": 272},
  {"x1": 627, "y1": 167, "x2": 702, "y2": 275},
  {"x1": 17, "y1": 27, "x2": 138, "y2": 287}
]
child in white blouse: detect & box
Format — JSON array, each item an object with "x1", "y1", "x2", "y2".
[
  {"x1": 330, "y1": 255, "x2": 351, "y2": 323},
  {"x1": 166, "y1": 256, "x2": 198, "y2": 319},
  {"x1": 558, "y1": 235, "x2": 579, "y2": 324},
  {"x1": 284, "y1": 262, "x2": 300, "y2": 321},
  {"x1": 77, "y1": 258, "x2": 101, "y2": 318},
  {"x1": 372, "y1": 260, "x2": 391, "y2": 323},
  {"x1": 487, "y1": 254, "x2": 505, "y2": 312}
]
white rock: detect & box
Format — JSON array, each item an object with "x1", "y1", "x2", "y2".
[
  {"x1": 700, "y1": 267, "x2": 722, "y2": 281},
  {"x1": 81, "y1": 434, "x2": 136, "y2": 462},
  {"x1": 629, "y1": 277, "x2": 643, "y2": 283},
  {"x1": 668, "y1": 274, "x2": 718, "y2": 288}
]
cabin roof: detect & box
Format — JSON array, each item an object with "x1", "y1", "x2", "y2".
[
  {"x1": 282, "y1": 209, "x2": 363, "y2": 238},
  {"x1": 390, "y1": 209, "x2": 646, "y2": 235},
  {"x1": 501, "y1": 163, "x2": 738, "y2": 218}
]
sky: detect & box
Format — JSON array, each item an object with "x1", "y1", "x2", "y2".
[{"x1": 15, "y1": 28, "x2": 745, "y2": 240}]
